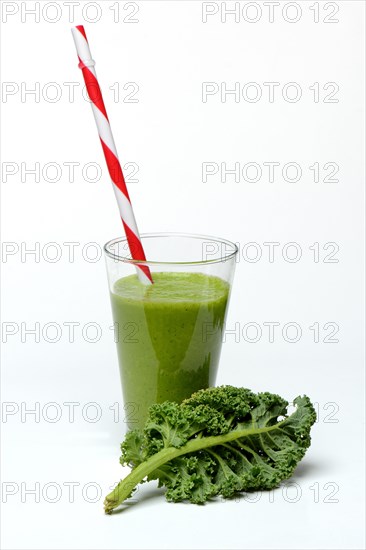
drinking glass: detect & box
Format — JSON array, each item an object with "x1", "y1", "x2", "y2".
[{"x1": 104, "y1": 233, "x2": 238, "y2": 429}]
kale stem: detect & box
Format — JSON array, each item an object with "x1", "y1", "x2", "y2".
[
  {"x1": 104, "y1": 422, "x2": 287, "y2": 513},
  {"x1": 104, "y1": 446, "x2": 179, "y2": 513}
]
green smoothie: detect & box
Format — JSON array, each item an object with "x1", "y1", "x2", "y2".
[{"x1": 110, "y1": 272, "x2": 229, "y2": 428}]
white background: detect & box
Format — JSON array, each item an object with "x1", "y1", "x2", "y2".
[{"x1": 1, "y1": 1, "x2": 365, "y2": 549}]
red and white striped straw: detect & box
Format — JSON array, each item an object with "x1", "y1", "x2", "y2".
[{"x1": 71, "y1": 25, "x2": 153, "y2": 284}]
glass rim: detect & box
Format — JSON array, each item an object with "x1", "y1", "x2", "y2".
[{"x1": 104, "y1": 232, "x2": 239, "y2": 266}]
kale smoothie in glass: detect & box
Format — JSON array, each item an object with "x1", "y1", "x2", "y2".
[
  {"x1": 111, "y1": 272, "x2": 229, "y2": 428},
  {"x1": 105, "y1": 234, "x2": 237, "y2": 429}
]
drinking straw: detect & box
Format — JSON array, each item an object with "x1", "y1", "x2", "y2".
[{"x1": 71, "y1": 25, "x2": 153, "y2": 284}]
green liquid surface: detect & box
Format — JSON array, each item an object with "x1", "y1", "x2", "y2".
[{"x1": 111, "y1": 272, "x2": 229, "y2": 429}]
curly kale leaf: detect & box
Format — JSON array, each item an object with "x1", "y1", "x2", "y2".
[{"x1": 104, "y1": 386, "x2": 316, "y2": 512}]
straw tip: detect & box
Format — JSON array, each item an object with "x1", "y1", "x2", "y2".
[{"x1": 72, "y1": 25, "x2": 88, "y2": 42}]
